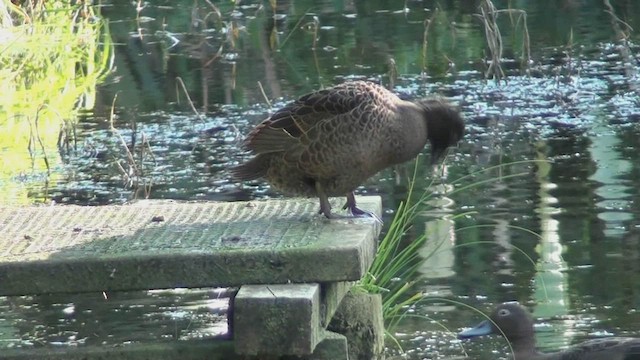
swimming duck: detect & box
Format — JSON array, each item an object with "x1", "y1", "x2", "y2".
[
  {"x1": 458, "y1": 302, "x2": 640, "y2": 360},
  {"x1": 231, "y1": 81, "x2": 465, "y2": 218}
]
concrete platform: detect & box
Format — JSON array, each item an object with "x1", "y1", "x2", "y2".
[
  {"x1": 0, "y1": 197, "x2": 381, "y2": 296},
  {"x1": 0, "y1": 197, "x2": 384, "y2": 359}
]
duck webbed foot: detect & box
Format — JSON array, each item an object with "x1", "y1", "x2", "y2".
[
  {"x1": 343, "y1": 192, "x2": 382, "y2": 223},
  {"x1": 317, "y1": 187, "x2": 381, "y2": 222}
]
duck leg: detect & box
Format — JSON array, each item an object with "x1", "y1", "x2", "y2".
[{"x1": 315, "y1": 183, "x2": 334, "y2": 218}]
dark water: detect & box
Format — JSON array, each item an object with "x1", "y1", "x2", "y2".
[{"x1": 2, "y1": 0, "x2": 640, "y2": 358}]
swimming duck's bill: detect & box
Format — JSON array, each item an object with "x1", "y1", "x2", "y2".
[{"x1": 458, "y1": 320, "x2": 494, "y2": 339}]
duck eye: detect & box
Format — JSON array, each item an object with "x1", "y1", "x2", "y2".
[{"x1": 498, "y1": 309, "x2": 511, "y2": 317}]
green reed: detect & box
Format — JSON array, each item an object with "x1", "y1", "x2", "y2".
[
  {"x1": 0, "y1": 0, "x2": 112, "y2": 177},
  {"x1": 477, "y1": 0, "x2": 530, "y2": 81}
]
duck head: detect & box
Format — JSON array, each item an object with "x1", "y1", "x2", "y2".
[
  {"x1": 458, "y1": 302, "x2": 536, "y2": 345},
  {"x1": 417, "y1": 99, "x2": 465, "y2": 164}
]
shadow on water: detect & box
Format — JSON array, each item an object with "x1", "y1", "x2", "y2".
[{"x1": 2, "y1": 0, "x2": 640, "y2": 358}]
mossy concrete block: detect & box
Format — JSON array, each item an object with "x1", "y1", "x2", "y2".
[
  {"x1": 328, "y1": 290, "x2": 385, "y2": 360},
  {"x1": 319, "y1": 281, "x2": 353, "y2": 327},
  {"x1": 305, "y1": 331, "x2": 348, "y2": 360},
  {"x1": 0, "y1": 197, "x2": 381, "y2": 296},
  {"x1": 234, "y1": 284, "x2": 321, "y2": 356}
]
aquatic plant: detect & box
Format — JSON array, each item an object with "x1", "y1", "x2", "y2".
[
  {"x1": 107, "y1": 95, "x2": 156, "y2": 199},
  {"x1": 356, "y1": 158, "x2": 547, "y2": 352},
  {"x1": 0, "y1": 0, "x2": 112, "y2": 201},
  {"x1": 477, "y1": 0, "x2": 530, "y2": 80}
]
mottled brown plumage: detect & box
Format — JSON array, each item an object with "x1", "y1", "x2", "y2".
[{"x1": 231, "y1": 81, "x2": 465, "y2": 218}]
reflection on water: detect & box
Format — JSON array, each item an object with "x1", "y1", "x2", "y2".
[
  {"x1": 1, "y1": 0, "x2": 640, "y2": 358},
  {"x1": 532, "y1": 157, "x2": 570, "y2": 351},
  {"x1": 588, "y1": 128, "x2": 634, "y2": 233},
  {"x1": 0, "y1": 289, "x2": 230, "y2": 350}
]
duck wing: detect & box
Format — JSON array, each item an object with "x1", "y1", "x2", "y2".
[{"x1": 244, "y1": 81, "x2": 397, "y2": 155}]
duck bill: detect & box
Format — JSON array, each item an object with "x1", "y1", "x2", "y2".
[
  {"x1": 458, "y1": 320, "x2": 493, "y2": 339},
  {"x1": 430, "y1": 147, "x2": 447, "y2": 165}
]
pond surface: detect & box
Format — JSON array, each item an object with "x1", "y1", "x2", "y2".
[{"x1": 2, "y1": 0, "x2": 640, "y2": 358}]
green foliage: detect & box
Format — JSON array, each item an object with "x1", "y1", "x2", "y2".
[
  {"x1": 1, "y1": 1, "x2": 112, "y2": 119},
  {"x1": 356, "y1": 159, "x2": 447, "y2": 331},
  {"x1": 0, "y1": 0, "x2": 112, "y2": 202}
]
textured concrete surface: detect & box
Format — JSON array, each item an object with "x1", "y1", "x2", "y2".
[
  {"x1": 306, "y1": 331, "x2": 349, "y2": 360},
  {"x1": 0, "y1": 197, "x2": 381, "y2": 295},
  {"x1": 234, "y1": 284, "x2": 321, "y2": 356},
  {"x1": 231, "y1": 282, "x2": 354, "y2": 357},
  {"x1": 319, "y1": 281, "x2": 353, "y2": 327},
  {"x1": 328, "y1": 291, "x2": 385, "y2": 360}
]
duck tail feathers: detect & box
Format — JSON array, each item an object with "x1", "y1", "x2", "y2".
[{"x1": 230, "y1": 155, "x2": 270, "y2": 181}]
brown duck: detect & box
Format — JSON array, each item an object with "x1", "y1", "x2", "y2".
[
  {"x1": 231, "y1": 81, "x2": 465, "y2": 218},
  {"x1": 459, "y1": 302, "x2": 640, "y2": 360}
]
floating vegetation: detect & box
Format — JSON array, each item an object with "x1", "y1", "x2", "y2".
[{"x1": 0, "y1": 0, "x2": 112, "y2": 202}]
